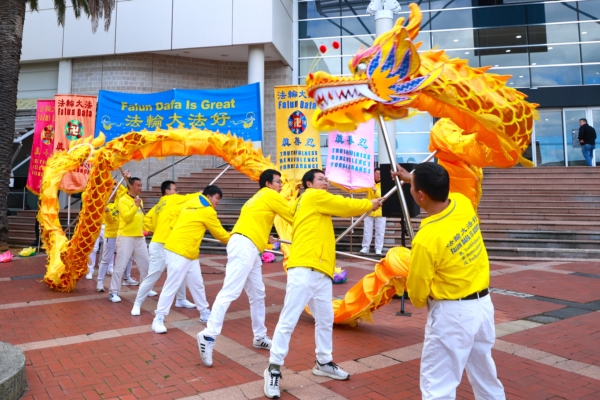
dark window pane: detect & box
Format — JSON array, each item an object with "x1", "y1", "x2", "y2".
[
  {"x1": 477, "y1": 26, "x2": 527, "y2": 50},
  {"x1": 530, "y1": 44, "x2": 580, "y2": 66},
  {"x1": 531, "y1": 65, "x2": 582, "y2": 87},
  {"x1": 432, "y1": 29, "x2": 476, "y2": 50},
  {"x1": 300, "y1": 1, "x2": 341, "y2": 19},
  {"x1": 527, "y1": 2, "x2": 577, "y2": 24},
  {"x1": 341, "y1": 0, "x2": 369, "y2": 16},
  {"x1": 341, "y1": 16, "x2": 375, "y2": 36},
  {"x1": 300, "y1": 19, "x2": 342, "y2": 39},
  {"x1": 581, "y1": 43, "x2": 600, "y2": 63},
  {"x1": 475, "y1": 5, "x2": 526, "y2": 28},
  {"x1": 430, "y1": 0, "x2": 473, "y2": 10},
  {"x1": 481, "y1": 49, "x2": 528, "y2": 67},
  {"x1": 430, "y1": 9, "x2": 474, "y2": 30},
  {"x1": 578, "y1": 0, "x2": 600, "y2": 21},
  {"x1": 583, "y1": 64, "x2": 600, "y2": 85}
]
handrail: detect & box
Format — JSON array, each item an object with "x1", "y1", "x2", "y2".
[
  {"x1": 12, "y1": 128, "x2": 34, "y2": 166},
  {"x1": 146, "y1": 156, "x2": 192, "y2": 190},
  {"x1": 11, "y1": 156, "x2": 31, "y2": 174},
  {"x1": 209, "y1": 164, "x2": 231, "y2": 186}
]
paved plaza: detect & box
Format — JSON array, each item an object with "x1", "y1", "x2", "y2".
[{"x1": 2, "y1": 254, "x2": 600, "y2": 399}]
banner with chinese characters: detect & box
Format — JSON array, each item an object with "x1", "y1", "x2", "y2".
[
  {"x1": 325, "y1": 120, "x2": 375, "y2": 191},
  {"x1": 274, "y1": 85, "x2": 321, "y2": 181},
  {"x1": 95, "y1": 83, "x2": 262, "y2": 143},
  {"x1": 54, "y1": 94, "x2": 98, "y2": 193},
  {"x1": 26, "y1": 100, "x2": 56, "y2": 195}
]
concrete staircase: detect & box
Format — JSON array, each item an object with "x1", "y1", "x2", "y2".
[{"x1": 8, "y1": 166, "x2": 600, "y2": 260}]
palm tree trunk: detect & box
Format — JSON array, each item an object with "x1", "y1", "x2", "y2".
[{"x1": 0, "y1": 0, "x2": 26, "y2": 251}]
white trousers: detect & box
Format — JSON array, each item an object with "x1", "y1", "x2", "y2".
[
  {"x1": 155, "y1": 250, "x2": 209, "y2": 316},
  {"x1": 134, "y1": 242, "x2": 187, "y2": 306},
  {"x1": 421, "y1": 294, "x2": 505, "y2": 400},
  {"x1": 97, "y1": 237, "x2": 132, "y2": 282},
  {"x1": 362, "y1": 216, "x2": 386, "y2": 252},
  {"x1": 87, "y1": 225, "x2": 105, "y2": 271},
  {"x1": 109, "y1": 236, "x2": 149, "y2": 295},
  {"x1": 204, "y1": 234, "x2": 266, "y2": 340},
  {"x1": 269, "y1": 267, "x2": 333, "y2": 366}
]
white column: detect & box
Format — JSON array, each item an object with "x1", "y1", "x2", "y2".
[
  {"x1": 248, "y1": 45, "x2": 265, "y2": 149},
  {"x1": 374, "y1": 8, "x2": 397, "y2": 165},
  {"x1": 292, "y1": 0, "x2": 299, "y2": 85}
]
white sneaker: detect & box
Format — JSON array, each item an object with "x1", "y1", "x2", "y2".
[
  {"x1": 106, "y1": 268, "x2": 113, "y2": 276},
  {"x1": 175, "y1": 299, "x2": 196, "y2": 308},
  {"x1": 263, "y1": 367, "x2": 282, "y2": 399},
  {"x1": 152, "y1": 316, "x2": 167, "y2": 334},
  {"x1": 312, "y1": 360, "x2": 349, "y2": 380},
  {"x1": 148, "y1": 290, "x2": 157, "y2": 297},
  {"x1": 85, "y1": 271, "x2": 93, "y2": 280},
  {"x1": 199, "y1": 309, "x2": 211, "y2": 323},
  {"x1": 131, "y1": 303, "x2": 141, "y2": 316},
  {"x1": 109, "y1": 293, "x2": 121, "y2": 303},
  {"x1": 197, "y1": 332, "x2": 215, "y2": 367},
  {"x1": 96, "y1": 283, "x2": 105, "y2": 292},
  {"x1": 359, "y1": 248, "x2": 369, "y2": 254},
  {"x1": 253, "y1": 335, "x2": 272, "y2": 350},
  {"x1": 375, "y1": 250, "x2": 383, "y2": 256},
  {"x1": 122, "y1": 277, "x2": 139, "y2": 286}
]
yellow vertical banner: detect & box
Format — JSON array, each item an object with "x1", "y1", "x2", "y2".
[{"x1": 274, "y1": 85, "x2": 321, "y2": 181}]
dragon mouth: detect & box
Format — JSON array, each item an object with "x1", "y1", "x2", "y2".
[{"x1": 313, "y1": 84, "x2": 386, "y2": 113}]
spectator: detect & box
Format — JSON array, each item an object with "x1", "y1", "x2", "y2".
[
  {"x1": 579, "y1": 118, "x2": 596, "y2": 166},
  {"x1": 360, "y1": 168, "x2": 386, "y2": 255}
]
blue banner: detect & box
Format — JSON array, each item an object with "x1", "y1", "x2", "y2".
[{"x1": 95, "y1": 83, "x2": 262, "y2": 142}]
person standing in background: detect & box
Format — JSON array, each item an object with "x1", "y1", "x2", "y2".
[
  {"x1": 360, "y1": 168, "x2": 386, "y2": 256},
  {"x1": 579, "y1": 118, "x2": 596, "y2": 166}
]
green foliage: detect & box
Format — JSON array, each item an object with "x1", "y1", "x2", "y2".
[{"x1": 25, "y1": 0, "x2": 114, "y2": 32}]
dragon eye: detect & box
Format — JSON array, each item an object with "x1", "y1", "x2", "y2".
[{"x1": 357, "y1": 63, "x2": 367, "y2": 73}]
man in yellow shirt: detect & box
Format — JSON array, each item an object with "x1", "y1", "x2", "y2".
[
  {"x1": 360, "y1": 167, "x2": 386, "y2": 255},
  {"x1": 151, "y1": 185, "x2": 231, "y2": 334},
  {"x1": 108, "y1": 177, "x2": 150, "y2": 303},
  {"x1": 392, "y1": 163, "x2": 505, "y2": 400},
  {"x1": 130, "y1": 181, "x2": 197, "y2": 316},
  {"x1": 198, "y1": 169, "x2": 294, "y2": 367},
  {"x1": 263, "y1": 169, "x2": 382, "y2": 399}
]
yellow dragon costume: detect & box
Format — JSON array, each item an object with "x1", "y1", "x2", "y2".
[{"x1": 38, "y1": 4, "x2": 536, "y2": 326}]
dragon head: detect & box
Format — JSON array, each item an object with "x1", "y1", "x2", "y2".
[{"x1": 306, "y1": 3, "x2": 442, "y2": 132}]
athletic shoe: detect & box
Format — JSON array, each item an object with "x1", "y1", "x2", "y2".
[
  {"x1": 199, "y1": 309, "x2": 211, "y2": 323},
  {"x1": 312, "y1": 360, "x2": 349, "y2": 380},
  {"x1": 197, "y1": 332, "x2": 215, "y2": 367},
  {"x1": 152, "y1": 316, "x2": 167, "y2": 334},
  {"x1": 359, "y1": 248, "x2": 369, "y2": 254},
  {"x1": 253, "y1": 335, "x2": 272, "y2": 350},
  {"x1": 375, "y1": 250, "x2": 382, "y2": 256},
  {"x1": 109, "y1": 293, "x2": 121, "y2": 303},
  {"x1": 85, "y1": 271, "x2": 93, "y2": 280},
  {"x1": 106, "y1": 268, "x2": 113, "y2": 276},
  {"x1": 148, "y1": 290, "x2": 158, "y2": 297},
  {"x1": 263, "y1": 367, "x2": 282, "y2": 399},
  {"x1": 131, "y1": 303, "x2": 141, "y2": 316},
  {"x1": 96, "y1": 283, "x2": 105, "y2": 292},
  {"x1": 175, "y1": 299, "x2": 196, "y2": 308},
  {"x1": 122, "y1": 277, "x2": 139, "y2": 286}
]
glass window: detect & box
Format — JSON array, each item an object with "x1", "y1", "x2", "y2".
[
  {"x1": 430, "y1": 0, "x2": 473, "y2": 10},
  {"x1": 529, "y1": 44, "x2": 580, "y2": 66},
  {"x1": 341, "y1": 35, "x2": 375, "y2": 56},
  {"x1": 581, "y1": 43, "x2": 600, "y2": 64},
  {"x1": 527, "y1": 2, "x2": 578, "y2": 24},
  {"x1": 481, "y1": 49, "x2": 528, "y2": 68},
  {"x1": 300, "y1": 19, "x2": 341, "y2": 39},
  {"x1": 341, "y1": 16, "x2": 375, "y2": 36},
  {"x1": 430, "y1": 9, "x2": 474, "y2": 30},
  {"x1": 415, "y1": 31, "x2": 432, "y2": 51},
  {"x1": 395, "y1": 111, "x2": 432, "y2": 133},
  {"x1": 300, "y1": 57, "x2": 342, "y2": 77},
  {"x1": 341, "y1": 0, "x2": 369, "y2": 16},
  {"x1": 583, "y1": 64, "x2": 600, "y2": 85},
  {"x1": 579, "y1": 21, "x2": 600, "y2": 42},
  {"x1": 528, "y1": 24, "x2": 579, "y2": 45},
  {"x1": 300, "y1": 1, "x2": 340, "y2": 19},
  {"x1": 475, "y1": 5, "x2": 527, "y2": 28},
  {"x1": 397, "y1": 133, "x2": 430, "y2": 154},
  {"x1": 300, "y1": 39, "x2": 342, "y2": 58},
  {"x1": 432, "y1": 29, "x2": 476, "y2": 50},
  {"x1": 564, "y1": 109, "x2": 587, "y2": 166},
  {"x1": 498, "y1": 67, "x2": 530, "y2": 88},
  {"x1": 535, "y1": 110, "x2": 565, "y2": 166},
  {"x1": 578, "y1": 1, "x2": 600, "y2": 22},
  {"x1": 477, "y1": 26, "x2": 527, "y2": 51},
  {"x1": 531, "y1": 65, "x2": 582, "y2": 87},
  {"x1": 444, "y1": 49, "x2": 480, "y2": 68}
]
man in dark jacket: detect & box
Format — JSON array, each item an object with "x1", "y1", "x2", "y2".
[{"x1": 579, "y1": 118, "x2": 596, "y2": 166}]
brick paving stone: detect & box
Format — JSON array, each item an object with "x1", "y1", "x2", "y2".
[
  {"x1": 550, "y1": 261, "x2": 600, "y2": 275},
  {"x1": 491, "y1": 270, "x2": 600, "y2": 303},
  {"x1": 490, "y1": 293, "x2": 566, "y2": 323}
]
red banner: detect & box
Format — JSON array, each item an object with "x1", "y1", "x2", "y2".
[
  {"x1": 26, "y1": 100, "x2": 56, "y2": 195},
  {"x1": 53, "y1": 94, "x2": 97, "y2": 193}
]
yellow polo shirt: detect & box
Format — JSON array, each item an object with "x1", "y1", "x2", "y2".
[
  {"x1": 104, "y1": 185, "x2": 128, "y2": 238},
  {"x1": 407, "y1": 192, "x2": 489, "y2": 308},
  {"x1": 143, "y1": 193, "x2": 199, "y2": 244},
  {"x1": 366, "y1": 182, "x2": 382, "y2": 217},
  {"x1": 118, "y1": 194, "x2": 144, "y2": 237}
]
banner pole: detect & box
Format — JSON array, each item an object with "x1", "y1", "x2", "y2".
[
  {"x1": 67, "y1": 195, "x2": 71, "y2": 238},
  {"x1": 277, "y1": 239, "x2": 377, "y2": 263}
]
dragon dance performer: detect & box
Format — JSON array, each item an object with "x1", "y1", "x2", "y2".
[
  {"x1": 198, "y1": 169, "x2": 293, "y2": 367},
  {"x1": 108, "y1": 177, "x2": 150, "y2": 303},
  {"x1": 152, "y1": 185, "x2": 231, "y2": 334},
  {"x1": 263, "y1": 169, "x2": 382, "y2": 399},
  {"x1": 392, "y1": 163, "x2": 505, "y2": 400},
  {"x1": 130, "y1": 180, "x2": 197, "y2": 316}
]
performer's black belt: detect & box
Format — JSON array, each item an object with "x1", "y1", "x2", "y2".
[{"x1": 457, "y1": 288, "x2": 489, "y2": 301}]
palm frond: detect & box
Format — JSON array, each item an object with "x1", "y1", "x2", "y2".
[{"x1": 88, "y1": 0, "x2": 115, "y2": 32}]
